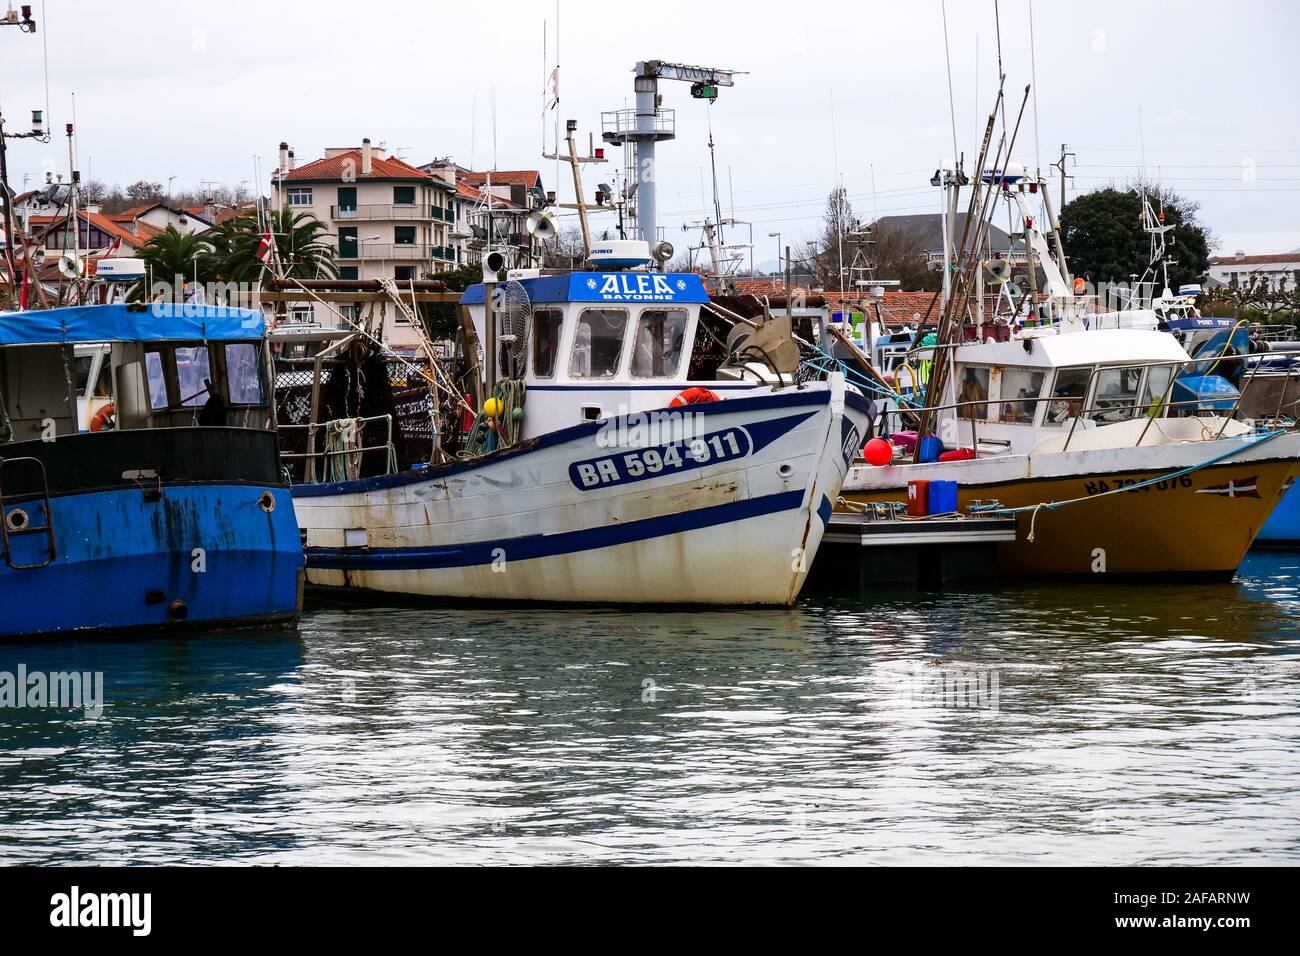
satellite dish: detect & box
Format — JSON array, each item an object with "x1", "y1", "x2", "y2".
[
  {"x1": 57, "y1": 253, "x2": 83, "y2": 278},
  {"x1": 984, "y1": 258, "x2": 1011, "y2": 284},
  {"x1": 526, "y1": 208, "x2": 557, "y2": 240},
  {"x1": 498, "y1": 280, "x2": 532, "y2": 379}
]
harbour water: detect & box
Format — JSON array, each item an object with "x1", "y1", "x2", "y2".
[{"x1": 2, "y1": 552, "x2": 1298, "y2": 866}]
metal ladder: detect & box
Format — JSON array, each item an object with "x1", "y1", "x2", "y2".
[{"x1": 0, "y1": 456, "x2": 57, "y2": 570}]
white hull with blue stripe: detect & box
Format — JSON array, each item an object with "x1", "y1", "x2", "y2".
[{"x1": 292, "y1": 377, "x2": 868, "y2": 606}]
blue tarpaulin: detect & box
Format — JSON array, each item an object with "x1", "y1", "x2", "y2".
[{"x1": 0, "y1": 303, "x2": 266, "y2": 346}]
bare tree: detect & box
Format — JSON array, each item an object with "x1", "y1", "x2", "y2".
[{"x1": 797, "y1": 186, "x2": 861, "y2": 290}]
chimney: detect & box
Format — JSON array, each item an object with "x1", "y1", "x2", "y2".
[
  {"x1": 361, "y1": 138, "x2": 373, "y2": 176},
  {"x1": 287, "y1": 149, "x2": 295, "y2": 171},
  {"x1": 85, "y1": 202, "x2": 101, "y2": 215},
  {"x1": 278, "y1": 141, "x2": 289, "y2": 175},
  {"x1": 1235, "y1": 249, "x2": 1246, "y2": 261}
]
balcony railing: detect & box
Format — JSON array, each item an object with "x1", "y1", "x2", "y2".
[
  {"x1": 337, "y1": 242, "x2": 437, "y2": 260},
  {"x1": 330, "y1": 203, "x2": 443, "y2": 221}
]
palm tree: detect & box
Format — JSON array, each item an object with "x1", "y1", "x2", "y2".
[
  {"x1": 214, "y1": 208, "x2": 338, "y2": 283},
  {"x1": 130, "y1": 226, "x2": 215, "y2": 301}
]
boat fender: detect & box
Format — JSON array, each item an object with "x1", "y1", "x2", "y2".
[
  {"x1": 669, "y1": 387, "x2": 720, "y2": 407},
  {"x1": 90, "y1": 403, "x2": 116, "y2": 432}
]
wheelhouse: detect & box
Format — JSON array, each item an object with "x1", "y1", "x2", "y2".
[
  {"x1": 0, "y1": 303, "x2": 274, "y2": 442},
  {"x1": 935, "y1": 329, "x2": 1192, "y2": 456},
  {"x1": 462, "y1": 271, "x2": 756, "y2": 439}
]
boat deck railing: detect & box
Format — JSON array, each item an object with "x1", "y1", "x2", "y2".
[
  {"x1": 279, "y1": 414, "x2": 396, "y2": 483},
  {"x1": 872, "y1": 350, "x2": 1300, "y2": 459}
]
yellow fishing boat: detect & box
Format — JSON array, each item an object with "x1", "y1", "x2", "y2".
[{"x1": 842, "y1": 328, "x2": 1300, "y2": 579}]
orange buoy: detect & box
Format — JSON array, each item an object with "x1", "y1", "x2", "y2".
[
  {"x1": 668, "y1": 387, "x2": 720, "y2": 407},
  {"x1": 89, "y1": 403, "x2": 116, "y2": 432}
]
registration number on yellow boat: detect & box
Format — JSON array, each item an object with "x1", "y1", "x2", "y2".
[{"x1": 1082, "y1": 475, "x2": 1194, "y2": 496}]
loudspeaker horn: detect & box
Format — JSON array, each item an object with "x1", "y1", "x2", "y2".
[
  {"x1": 526, "y1": 208, "x2": 557, "y2": 240},
  {"x1": 481, "y1": 250, "x2": 506, "y2": 282}
]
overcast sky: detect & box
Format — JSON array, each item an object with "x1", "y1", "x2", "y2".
[{"x1": 3, "y1": 0, "x2": 1297, "y2": 265}]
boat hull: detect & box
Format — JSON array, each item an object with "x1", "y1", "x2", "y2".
[
  {"x1": 0, "y1": 429, "x2": 304, "y2": 638},
  {"x1": 840, "y1": 432, "x2": 1300, "y2": 577},
  {"x1": 293, "y1": 382, "x2": 869, "y2": 606}
]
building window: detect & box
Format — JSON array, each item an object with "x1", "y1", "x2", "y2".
[
  {"x1": 340, "y1": 266, "x2": 358, "y2": 280},
  {"x1": 393, "y1": 185, "x2": 416, "y2": 205},
  {"x1": 394, "y1": 225, "x2": 416, "y2": 245},
  {"x1": 394, "y1": 265, "x2": 416, "y2": 281},
  {"x1": 287, "y1": 187, "x2": 313, "y2": 206}
]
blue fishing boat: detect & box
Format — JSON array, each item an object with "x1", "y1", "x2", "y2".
[{"x1": 0, "y1": 303, "x2": 303, "y2": 637}]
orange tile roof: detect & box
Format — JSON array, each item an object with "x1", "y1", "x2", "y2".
[
  {"x1": 455, "y1": 180, "x2": 517, "y2": 208},
  {"x1": 29, "y1": 210, "x2": 148, "y2": 248},
  {"x1": 1209, "y1": 253, "x2": 1300, "y2": 266},
  {"x1": 460, "y1": 169, "x2": 540, "y2": 188},
  {"x1": 283, "y1": 150, "x2": 433, "y2": 183}
]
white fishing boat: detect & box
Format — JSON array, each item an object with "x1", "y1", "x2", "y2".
[{"x1": 285, "y1": 258, "x2": 870, "y2": 606}]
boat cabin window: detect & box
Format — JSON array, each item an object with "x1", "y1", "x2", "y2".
[
  {"x1": 532, "y1": 308, "x2": 563, "y2": 378},
  {"x1": 225, "y1": 343, "x2": 264, "y2": 405},
  {"x1": 993, "y1": 366, "x2": 1046, "y2": 424},
  {"x1": 1046, "y1": 366, "x2": 1092, "y2": 425},
  {"x1": 631, "y1": 308, "x2": 688, "y2": 378},
  {"x1": 1143, "y1": 365, "x2": 1175, "y2": 414},
  {"x1": 72, "y1": 352, "x2": 112, "y2": 400},
  {"x1": 570, "y1": 308, "x2": 627, "y2": 379},
  {"x1": 956, "y1": 366, "x2": 990, "y2": 419},
  {"x1": 1088, "y1": 366, "x2": 1144, "y2": 423},
  {"x1": 145, "y1": 350, "x2": 169, "y2": 410},
  {"x1": 175, "y1": 346, "x2": 213, "y2": 406},
  {"x1": 140, "y1": 342, "x2": 265, "y2": 412}
]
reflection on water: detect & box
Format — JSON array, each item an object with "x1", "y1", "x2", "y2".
[{"x1": 2, "y1": 553, "x2": 1299, "y2": 864}]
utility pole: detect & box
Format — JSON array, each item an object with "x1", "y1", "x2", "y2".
[
  {"x1": 1, "y1": 4, "x2": 42, "y2": 299},
  {"x1": 1052, "y1": 143, "x2": 1075, "y2": 213}
]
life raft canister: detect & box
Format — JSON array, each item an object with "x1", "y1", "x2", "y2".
[
  {"x1": 669, "y1": 387, "x2": 720, "y2": 408},
  {"x1": 90, "y1": 403, "x2": 116, "y2": 432}
]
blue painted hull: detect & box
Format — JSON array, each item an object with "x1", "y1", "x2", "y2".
[
  {"x1": 1, "y1": 483, "x2": 303, "y2": 638},
  {"x1": 1256, "y1": 481, "x2": 1300, "y2": 546}
]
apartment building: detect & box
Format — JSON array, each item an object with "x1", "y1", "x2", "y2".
[
  {"x1": 1206, "y1": 250, "x2": 1300, "y2": 292},
  {"x1": 273, "y1": 138, "x2": 459, "y2": 346}
]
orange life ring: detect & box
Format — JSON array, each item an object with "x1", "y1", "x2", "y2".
[
  {"x1": 668, "y1": 387, "x2": 720, "y2": 408},
  {"x1": 90, "y1": 403, "x2": 116, "y2": 432}
]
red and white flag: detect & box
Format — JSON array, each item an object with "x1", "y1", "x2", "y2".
[
  {"x1": 98, "y1": 236, "x2": 122, "y2": 259},
  {"x1": 547, "y1": 66, "x2": 559, "y2": 109},
  {"x1": 256, "y1": 226, "x2": 277, "y2": 265}
]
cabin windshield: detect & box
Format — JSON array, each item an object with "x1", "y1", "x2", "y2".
[
  {"x1": 631, "y1": 308, "x2": 688, "y2": 378},
  {"x1": 570, "y1": 308, "x2": 628, "y2": 378},
  {"x1": 993, "y1": 367, "x2": 1046, "y2": 424},
  {"x1": 1088, "y1": 366, "x2": 1145, "y2": 423},
  {"x1": 1046, "y1": 367, "x2": 1092, "y2": 425}
]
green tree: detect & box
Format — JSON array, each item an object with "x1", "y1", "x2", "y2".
[
  {"x1": 1061, "y1": 184, "x2": 1214, "y2": 292},
  {"x1": 130, "y1": 225, "x2": 215, "y2": 300},
  {"x1": 209, "y1": 207, "x2": 337, "y2": 282},
  {"x1": 421, "y1": 262, "x2": 482, "y2": 340}
]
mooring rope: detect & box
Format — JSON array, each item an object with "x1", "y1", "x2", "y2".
[{"x1": 970, "y1": 428, "x2": 1289, "y2": 525}]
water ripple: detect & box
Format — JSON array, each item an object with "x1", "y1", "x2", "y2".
[{"x1": 1, "y1": 552, "x2": 1298, "y2": 864}]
